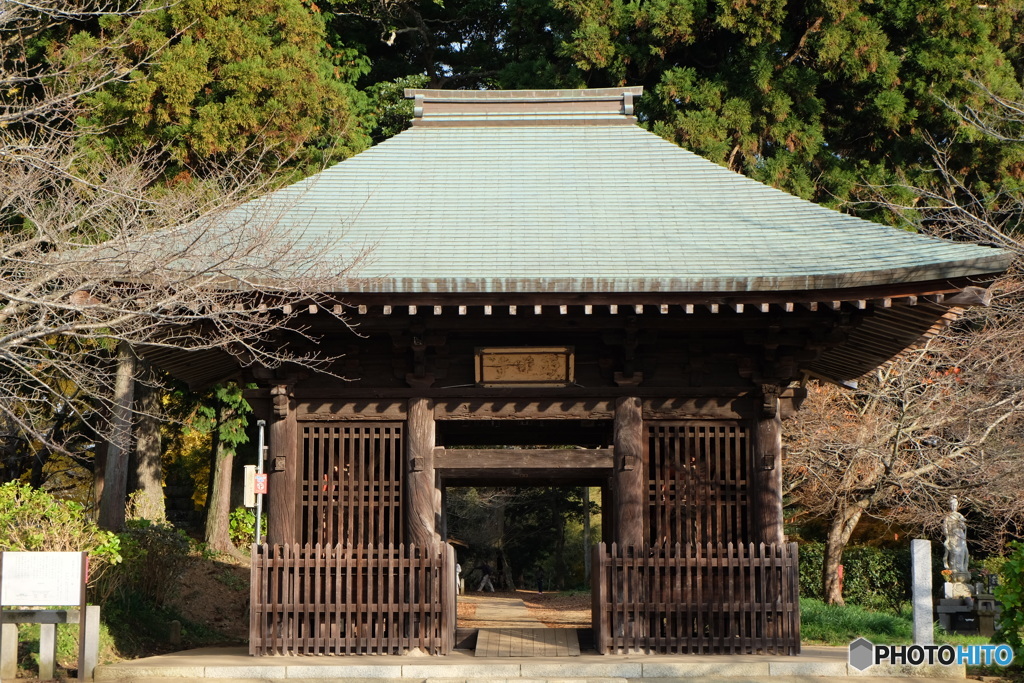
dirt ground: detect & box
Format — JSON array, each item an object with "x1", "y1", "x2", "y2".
[
  {"x1": 165, "y1": 555, "x2": 251, "y2": 642},
  {"x1": 457, "y1": 590, "x2": 590, "y2": 629},
  {"x1": 520, "y1": 591, "x2": 591, "y2": 628}
]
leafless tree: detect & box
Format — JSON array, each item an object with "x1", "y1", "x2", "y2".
[
  {"x1": 786, "y1": 321, "x2": 1024, "y2": 603},
  {"x1": 0, "y1": 1, "x2": 365, "y2": 530},
  {"x1": 787, "y1": 79, "x2": 1024, "y2": 604}
]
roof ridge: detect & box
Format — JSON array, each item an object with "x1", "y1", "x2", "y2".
[{"x1": 404, "y1": 87, "x2": 644, "y2": 126}]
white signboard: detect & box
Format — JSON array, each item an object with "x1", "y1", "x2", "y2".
[{"x1": 1, "y1": 552, "x2": 84, "y2": 606}]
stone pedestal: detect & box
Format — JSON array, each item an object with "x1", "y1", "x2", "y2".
[
  {"x1": 937, "y1": 598, "x2": 979, "y2": 635},
  {"x1": 944, "y1": 581, "x2": 973, "y2": 599}
]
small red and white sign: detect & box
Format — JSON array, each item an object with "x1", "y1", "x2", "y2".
[{"x1": 254, "y1": 473, "x2": 268, "y2": 495}]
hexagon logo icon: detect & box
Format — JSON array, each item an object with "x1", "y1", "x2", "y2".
[{"x1": 849, "y1": 638, "x2": 875, "y2": 671}]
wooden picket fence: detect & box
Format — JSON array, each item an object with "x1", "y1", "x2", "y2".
[
  {"x1": 250, "y1": 543, "x2": 456, "y2": 655},
  {"x1": 591, "y1": 542, "x2": 800, "y2": 655}
]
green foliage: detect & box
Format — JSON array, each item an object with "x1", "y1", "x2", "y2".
[
  {"x1": 363, "y1": 74, "x2": 430, "y2": 143},
  {"x1": 162, "y1": 381, "x2": 255, "y2": 510},
  {"x1": 0, "y1": 481, "x2": 122, "y2": 571},
  {"x1": 193, "y1": 383, "x2": 252, "y2": 457},
  {"x1": 799, "y1": 543, "x2": 911, "y2": 612},
  {"x1": 800, "y1": 597, "x2": 913, "y2": 645},
  {"x1": 17, "y1": 618, "x2": 117, "y2": 673},
  {"x1": 92, "y1": 520, "x2": 193, "y2": 606},
  {"x1": 447, "y1": 486, "x2": 590, "y2": 590},
  {"x1": 228, "y1": 506, "x2": 266, "y2": 548},
  {"x1": 994, "y1": 541, "x2": 1024, "y2": 651},
  {"x1": 69, "y1": 0, "x2": 371, "y2": 177}
]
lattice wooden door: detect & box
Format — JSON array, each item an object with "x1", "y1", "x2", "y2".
[
  {"x1": 647, "y1": 421, "x2": 752, "y2": 547},
  {"x1": 300, "y1": 423, "x2": 403, "y2": 547}
]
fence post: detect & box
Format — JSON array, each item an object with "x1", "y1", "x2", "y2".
[{"x1": 591, "y1": 543, "x2": 607, "y2": 654}]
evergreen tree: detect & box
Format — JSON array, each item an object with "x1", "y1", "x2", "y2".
[{"x1": 65, "y1": 0, "x2": 372, "y2": 178}]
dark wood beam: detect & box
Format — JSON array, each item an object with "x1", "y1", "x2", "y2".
[{"x1": 434, "y1": 448, "x2": 612, "y2": 476}]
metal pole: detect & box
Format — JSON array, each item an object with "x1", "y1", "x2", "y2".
[{"x1": 256, "y1": 419, "x2": 266, "y2": 546}]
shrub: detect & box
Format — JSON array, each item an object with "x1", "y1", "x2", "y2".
[
  {"x1": 799, "y1": 542, "x2": 911, "y2": 612},
  {"x1": 0, "y1": 482, "x2": 122, "y2": 582},
  {"x1": 228, "y1": 506, "x2": 266, "y2": 548},
  {"x1": 93, "y1": 520, "x2": 192, "y2": 606},
  {"x1": 994, "y1": 541, "x2": 1024, "y2": 651}
]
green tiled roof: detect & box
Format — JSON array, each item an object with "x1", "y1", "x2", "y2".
[{"x1": 213, "y1": 90, "x2": 1010, "y2": 295}]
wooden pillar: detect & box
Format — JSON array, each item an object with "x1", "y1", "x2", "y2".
[
  {"x1": 753, "y1": 384, "x2": 784, "y2": 546},
  {"x1": 406, "y1": 397, "x2": 440, "y2": 550},
  {"x1": 267, "y1": 384, "x2": 296, "y2": 546},
  {"x1": 613, "y1": 396, "x2": 645, "y2": 549}
]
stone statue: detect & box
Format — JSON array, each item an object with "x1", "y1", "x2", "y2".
[{"x1": 942, "y1": 495, "x2": 969, "y2": 577}]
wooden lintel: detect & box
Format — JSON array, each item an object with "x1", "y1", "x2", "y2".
[
  {"x1": 436, "y1": 399, "x2": 614, "y2": 420},
  {"x1": 434, "y1": 396, "x2": 757, "y2": 420},
  {"x1": 296, "y1": 400, "x2": 407, "y2": 421},
  {"x1": 434, "y1": 448, "x2": 613, "y2": 473}
]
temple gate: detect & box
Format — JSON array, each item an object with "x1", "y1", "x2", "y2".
[{"x1": 140, "y1": 87, "x2": 1010, "y2": 656}]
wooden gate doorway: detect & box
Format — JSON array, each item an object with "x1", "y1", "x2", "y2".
[{"x1": 435, "y1": 418, "x2": 613, "y2": 629}]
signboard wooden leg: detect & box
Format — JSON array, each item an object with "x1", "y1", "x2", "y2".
[
  {"x1": 39, "y1": 623, "x2": 57, "y2": 679},
  {"x1": 0, "y1": 622, "x2": 17, "y2": 680},
  {"x1": 81, "y1": 605, "x2": 100, "y2": 680}
]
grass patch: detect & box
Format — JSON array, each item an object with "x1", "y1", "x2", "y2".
[
  {"x1": 801, "y1": 598, "x2": 1001, "y2": 651},
  {"x1": 800, "y1": 597, "x2": 913, "y2": 645}
]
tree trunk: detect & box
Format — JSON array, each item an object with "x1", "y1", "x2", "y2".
[
  {"x1": 98, "y1": 342, "x2": 136, "y2": 531},
  {"x1": 553, "y1": 494, "x2": 568, "y2": 589},
  {"x1": 583, "y1": 486, "x2": 592, "y2": 583},
  {"x1": 93, "y1": 440, "x2": 107, "y2": 516},
  {"x1": 822, "y1": 504, "x2": 866, "y2": 605},
  {"x1": 132, "y1": 362, "x2": 165, "y2": 521},
  {"x1": 494, "y1": 493, "x2": 514, "y2": 589},
  {"x1": 205, "y1": 403, "x2": 244, "y2": 559}
]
